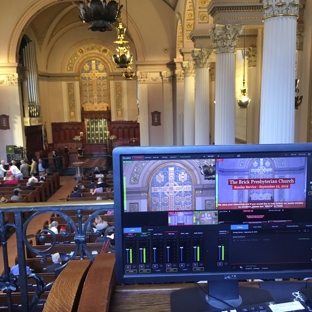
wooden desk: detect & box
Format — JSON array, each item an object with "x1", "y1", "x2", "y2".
[{"x1": 109, "y1": 283, "x2": 192, "y2": 312}]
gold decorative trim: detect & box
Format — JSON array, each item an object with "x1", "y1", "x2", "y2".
[
  {"x1": 115, "y1": 82, "x2": 122, "y2": 118},
  {"x1": 68, "y1": 83, "x2": 75, "y2": 119},
  {"x1": 67, "y1": 45, "x2": 112, "y2": 72}
]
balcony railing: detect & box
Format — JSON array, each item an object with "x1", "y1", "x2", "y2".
[{"x1": 0, "y1": 201, "x2": 114, "y2": 311}]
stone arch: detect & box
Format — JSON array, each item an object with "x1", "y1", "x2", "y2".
[{"x1": 8, "y1": 0, "x2": 145, "y2": 64}]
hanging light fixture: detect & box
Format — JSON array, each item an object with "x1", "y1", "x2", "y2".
[
  {"x1": 112, "y1": 0, "x2": 134, "y2": 71},
  {"x1": 295, "y1": 79, "x2": 303, "y2": 109},
  {"x1": 237, "y1": 28, "x2": 251, "y2": 108},
  {"x1": 78, "y1": 0, "x2": 123, "y2": 32}
]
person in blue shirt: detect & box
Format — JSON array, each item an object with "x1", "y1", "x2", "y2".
[{"x1": 10, "y1": 263, "x2": 32, "y2": 275}]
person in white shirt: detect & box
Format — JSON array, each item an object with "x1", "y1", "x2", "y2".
[
  {"x1": 48, "y1": 221, "x2": 59, "y2": 234},
  {"x1": 10, "y1": 161, "x2": 23, "y2": 180},
  {"x1": 28, "y1": 174, "x2": 38, "y2": 183},
  {"x1": 0, "y1": 160, "x2": 6, "y2": 178}
]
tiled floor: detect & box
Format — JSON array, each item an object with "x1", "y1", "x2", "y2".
[{"x1": 0, "y1": 176, "x2": 77, "y2": 271}]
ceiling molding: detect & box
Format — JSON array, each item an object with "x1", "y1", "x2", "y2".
[{"x1": 163, "y1": 0, "x2": 178, "y2": 10}]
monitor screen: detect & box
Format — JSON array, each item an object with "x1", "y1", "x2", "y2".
[{"x1": 113, "y1": 144, "x2": 312, "y2": 309}]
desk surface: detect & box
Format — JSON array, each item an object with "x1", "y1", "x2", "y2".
[{"x1": 108, "y1": 281, "x2": 309, "y2": 312}]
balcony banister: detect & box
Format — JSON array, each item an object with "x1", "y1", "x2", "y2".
[{"x1": 0, "y1": 201, "x2": 115, "y2": 311}]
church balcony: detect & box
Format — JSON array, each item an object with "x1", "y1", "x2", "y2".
[{"x1": 0, "y1": 201, "x2": 114, "y2": 311}]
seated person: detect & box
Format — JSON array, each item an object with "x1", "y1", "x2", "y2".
[
  {"x1": 76, "y1": 181, "x2": 85, "y2": 192},
  {"x1": 39, "y1": 176, "x2": 46, "y2": 183},
  {"x1": 101, "y1": 166, "x2": 108, "y2": 174},
  {"x1": 46, "y1": 168, "x2": 53, "y2": 176},
  {"x1": 96, "y1": 177, "x2": 108, "y2": 188},
  {"x1": 87, "y1": 179, "x2": 95, "y2": 189},
  {"x1": 4, "y1": 173, "x2": 19, "y2": 185},
  {"x1": 93, "y1": 167, "x2": 101, "y2": 175},
  {"x1": 90, "y1": 186, "x2": 103, "y2": 195},
  {"x1": 46, "y1": 253, "x2": 62, "y2": 272},
  {"x1": 93, "y1": 215, "x2": 108, "y2": 231},
  {"x1": 28, "y1": 174, "x2": 38, "y2": 183},
  {"x1": 14, "y1": 184, "x2": 22, "y2": 191},
  {"x1": 0, "y1": 197, "x2": 8, "y2": 203},
  {"x1": 10, "y1": 263, "x2": 32, "y2": 275},
  {"x1": 48, "y1": 221, "x2": 59, "y2": 234},
  {"x1": 70, "y1": 186, "x2": 82, "y2": 198},
  {"x1": 11, "y1": 189, "x2": 23, "y2": 201},
  {"x1": 24, "y1": 181, "x2": 35, "y2": 190}
]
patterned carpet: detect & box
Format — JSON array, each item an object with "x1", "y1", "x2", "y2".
[{"x1": 81, "y1": 158, "x2": 107, "y2": 169}]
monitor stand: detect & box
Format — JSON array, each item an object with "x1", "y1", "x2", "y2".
[{"x1": 170, "y1": 280, "x2": 275, "y2": 312}]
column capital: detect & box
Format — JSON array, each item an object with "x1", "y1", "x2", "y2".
[
  {"x1": 182, "y1": 61, "x2": 195, "y2": 78},
  {"x1": 210, "y1": 24, "x2": 242, "y2": 54},
  {"x1": 160, "y1": 71, "x2": 173, "y2": 83},
  {"x1": 296, "y1": 23, "x2": 304, "y2": 51},
  {"x1": 260, "y1": 0, "x2": 300, "y2": 19},
  {"x1": 192, "y1": 48, "x2": 212, "y2": 69},
  {"x1": 247, "y1": 45, "x2": 257, "y2": 68}
]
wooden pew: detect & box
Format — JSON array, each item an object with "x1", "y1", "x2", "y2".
[
  {"x1": 50, "y1": 214, "x2": 114, "y2": 225},
  {"x1": 0, "y1": 190, "x2": 39, "y2": 202},
  {"x1": 43, "y1": 260, "x2": 92, "y2": 312},
  {"x1": 0, "y1": 292, "x2": 49, "y2": 311},
  {"x1": 26, "y1": 243, "x2": 104, "y2": 258},
  {"x1": 77, "y1": 253, "x2": 115, "y2": 312}
]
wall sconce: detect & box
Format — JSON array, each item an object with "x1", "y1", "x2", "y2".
[{"x1": 295, "y1": 79, "x2": 303, "y2": 109}]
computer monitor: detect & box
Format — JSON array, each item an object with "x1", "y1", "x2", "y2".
[{"x1": 113, "y1": 144, "x2": 312, "y2": 310}]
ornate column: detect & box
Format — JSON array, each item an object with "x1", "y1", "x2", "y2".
[
  {"x1": 209, "y1": 64, "x2": 216, "y2": 144},
  {"x1": 295, "y1": 22, "x2": 304, "y2": 142},
  {"x1": 246, "y1": 45, "x2": 260, "y2": 144},
  {"x1": 259, "y1": 0, "x2": 299, "y2": 143},
  {"x1": 192, "y1": 48, "x2": 212, "y2": 145},
  {"x1": 161, "y1": 71, "x2": 174, "y2": 146},
  {"x1": 137, "y1": 72, "x2": 149, "y2": 146},
  {"x1": 211, "y1": 24, "x2": 242, "y2": 145},
  {"x1": 174, "y1": 66, "x2": 185, "y2": 145},
  {"x1": 181, "y1": 60, "x2": 195, "y2": 145}
]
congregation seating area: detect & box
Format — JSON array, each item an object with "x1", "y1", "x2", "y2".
[
  {"x1": 66, "y1": 173, "x2": 114, "y2": 202},
  {"x1": 0, "y1": 173, "x2": 60, "y2": 203}
]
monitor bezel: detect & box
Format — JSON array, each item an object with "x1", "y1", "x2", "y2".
[{"x1": 113, "y1": 143, "x2": 312, "y2": 285}]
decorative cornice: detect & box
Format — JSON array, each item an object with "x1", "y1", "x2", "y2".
[
  {"x1": 260, "y1": 0, "x2": 300, "y2": 20},
  {"x1": 210, "y1": 24, "x2": 242, "y2": 54},
  {"x1": 209, "y1": 5, "x2": 263, "y2": 17},
  {"x1": 192, "y1": 49, "x2": 212, "y2": 69},
  {"x1": 160, "y1": 71, "x2": 173, "y2": 83},
  {"x1": 175, "y1": 70, "x2": 185, "y2": 82},
  {"x1": 0, "y1": 74, "x2": 18, "y2": 86},
  {"x1": 137, "y1": 72, "x2": 162, "y2": 84},
  {"x1": 182, "y1": 61, "x2": 195, "y2": 78}
]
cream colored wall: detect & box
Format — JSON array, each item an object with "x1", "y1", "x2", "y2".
[
  {"x1": 148, "y1": 82, "x2": 165, "y2": 146},
  {"x1": 0, "y1": 82, "x2": 25, "y2": 160}
]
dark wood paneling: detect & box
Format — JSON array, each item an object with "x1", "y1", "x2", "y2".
[
  {"x1": 25, "y1": 125, "x2": 44, "y2": 158},
  {"x1": 110, "y1": 121, "x2": 140, "y2": 146},
  {"x1": 52, "y1": 122, "x2": 83, "y2": 144}
]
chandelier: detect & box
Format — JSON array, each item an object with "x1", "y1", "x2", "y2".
[
  {"x1": 237, "y1": 28, "x2": 251, "y2": 108},
  {"x1": 112, "y1": 0, "x2": 135, "y2": 76},
  {"x1": 112, "y1": 20, "x2": 133, "y2": 68},
  {"x1": 78, "y1": 0, "x2": 123, "y2": 32}
]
